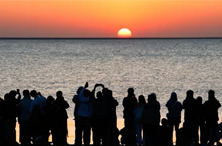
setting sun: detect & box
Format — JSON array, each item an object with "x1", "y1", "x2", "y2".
[{"x1": 118, "y1": 28, "x2": 132, "y2": 38}]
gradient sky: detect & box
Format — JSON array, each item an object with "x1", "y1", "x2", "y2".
[{"x1": 0, "y1": 0, "x2": 222, "y2": 38}]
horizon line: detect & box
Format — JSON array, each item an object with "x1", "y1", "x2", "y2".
[{"x1": 0, "y1": 37, "x2": 222, "y2": 40}]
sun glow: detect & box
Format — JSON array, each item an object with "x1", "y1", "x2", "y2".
[{"x1": 118, "y1": 28, "x2": 132, "y2": 38}]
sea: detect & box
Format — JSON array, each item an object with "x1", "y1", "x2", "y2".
[{"x1": 0, "y1": 38, "x2": 222, "y2": 120}]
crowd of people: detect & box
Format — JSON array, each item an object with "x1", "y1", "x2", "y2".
[
  {"x1": 0, "y1": 89, "x2": 69, "y2": 146},
  {"x1": 0, "y1": 82, "x2": 221, "y2": 146}
]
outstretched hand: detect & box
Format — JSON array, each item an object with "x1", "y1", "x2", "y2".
[
  {"x1": 17, "y1": 89, "x2": 20, "y2": 94},
  {"x1": 38, "y1": 92, "x2": 42, "y2": 97},
  {"x1": 99, "y1": 84, "x2": 105, "y2": 88},
  {"x1": 85, "y1": 82, "x2": 89, "y2": 88},
  {"x1": 94, "y1": 84, "x2": 104, "y2": 88}
]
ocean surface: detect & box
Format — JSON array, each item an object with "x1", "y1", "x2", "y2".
[{"x1": 1, "y1": 39, "x2": 222, "y2": 120}]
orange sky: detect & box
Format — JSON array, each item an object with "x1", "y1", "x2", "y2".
[{"x1": 0, "y1": 0, "x2": 222, "y2": 38}]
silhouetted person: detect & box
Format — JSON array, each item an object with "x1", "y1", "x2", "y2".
[
  {"x1": 18, "y1": 90, "x2": 32, "y2": 146},
  {"x1": 182, "y1": 90, "x2": 198, "y2": 145},
  {"x1": 92, "y1": 91, "x2": 105, "y2": 146},
  {"x1": 30, "y1": 90, "x2": 47, "y2": 144},
  {"x1": 75, "y1": 82, "x2": 92, "y2": 146},
  {"x1": 73, "y1": 86, "x2": 83, "y2": 117},
  {"x1": 0, "y1": 97, "x2": 5, "y2": 145},
  {"x1": 106, "y1": 89, "x2": 119, "y2": 146},
  {"x1": 30, "y1": 90, "x2": 46, "y2": 116},
  {"x1": 10, "y1": 89, "x2": 21, "y2": 103},
  {"x1": 45, "y1": 96, "x2": 55, "y2": 142},
  {"x1": 166, "y1": 92, "x2": 182, "y2": 145},
  {"x1": 4, "y1": 90, "x2": 20, "y2": 146},
  {"x1": 134, "y1": 95, "x2": 146, "y2": 146},
  {"x1": 91, "y1": 84, "x2": 106, "y2": 146},
  {"x1": 72, "y1": 86, "x2": 83, "y2": 145},
  {"x1": 51, "y1": 91, "x2": 69, "y2": 146},
  {"x1": 143, "y1": 93, "x2": 160, "y2": 146},
  {"x1": 159, "y1": 118, "x2": 171, "y2": 146},
  {"x1": 203, "y1": 90, "x2": 221, "y2": 145},
  {"x1": 123, "y1": 88, "x2": 137, "y2": 146},
  {"x1": 196, "y1": 96, "x2": 207, "y2": 145},
  {"x1": 151, "y1": 93, "x2": 161, "y2": 122}
]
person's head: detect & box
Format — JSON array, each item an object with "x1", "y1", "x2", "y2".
[
  {"x1": 151, "y1": 93, "x2": 157, "y2": 101},
  {"x1": 196, "y1": 96, "x2": 202, "y2": 104},
  {"x1": 76, "y1": 86, "x2": 83, "y2": 95},
  {"x1": 56, "y1": 91, "x2": 63, "y2": 97},
  {"x1": 96, "y1": 91, "x2": 103, "y2": 99},
  {"x1": 138, "y1": 95, "x2": 146, "y2": 104},
  {"x1": 30, "y1": 90, "x2": 38, "y2": 98},
  {"x1": 161, "y1": 118, "x2": 168, "y2": 127},
  {"x1": 102, "y1": 88, "x2": 108, "y2": 97},
  {"x1": 47, "y1": 95, "x2": 55, "y2": 104},
  {"x1": 4, "y1": 93, "x2": 10, "y2": 101},
  {"x1": 148, "y1": 94, "x2": 155, "y2": 103},
  {"x1": 83, "y1": 89, "x2": 91, "y2": 97},
  {"x1": 107, "y1": 90, "x2": 113, "y2": 97},
  {"x1": 23, "y1": 90, "x2": 30, "y2": 97},
  {"x1": 56, "y1": 91, "x2": 64, "y2": 101},
  {"x1": 9, "y1": 90, "x2": 17, "y2": 97},
  {"x1": 186, "y1": 90, "x2": 194, "y2": 99},
  {"x1": 38, "y1": 92, "x2": 42, "y2": 97},
  {"x1": 170, "y1": 92, "x2": 177, "y2": 101},
  {"x1": 208, "y1": 90, "x2": 215, "y2": 100},
  {"x1": 127, "y1": 88, "x2": 134, "y2": 97}
]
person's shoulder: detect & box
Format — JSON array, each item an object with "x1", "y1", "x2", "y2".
[
  {"x1": 176, "y1": 101, "x2": 182, "y2": 105},
  {"x1": 215, "y1": 99, "x2": 221, "y2": 106},
  {"x1": 215, "y1": 99, "x2": 220, "y2": 103},
  {"x1": 32, "y1": 97, "x2": 38, "y2": 102},
  {"x1": 166, "y1": 100, "x2": 170, "y2": 106},
  {"x1": 40, "y1": 96, "x2": 47, "y2": 101},
  {"x1": 176, "y1": 100, "x2": 181, "y2": 104},
  {"x1": 183, "y1": 99, "x2": 190, "y2": 105},
  {"x1": 203, "y1": 100, "x2": 208, "y2": 105},
  {"x1": 182, "y1": 99, "x2": 186, "y2": 103},
  {"x1": 123, "y1": 97, "x2": 128, "y2": 102},
  {"x1": 20, "y1": 97, "x2": 25, "y2": 101},
  {"x1": 133, "y1": 97, "x2": 137, "y2": 101}
]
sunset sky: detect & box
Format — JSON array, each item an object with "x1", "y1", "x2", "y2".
[{"x1": 0, "y1": 0, "x2": 222, "y2": 38}]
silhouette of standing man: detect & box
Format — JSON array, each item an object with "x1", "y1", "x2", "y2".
[
  {"x1": 18, "y1": 90, "x2": 32, "y2": 146},
  {"x1": 123, "y1": 88, "x2": 137, "y2": 146},
  {"x1": 182, "y1": 90, "x2": 198, "y2": 145},
  {"x1": 203, "y1": 90, "x2": 221, "y2": 145}
]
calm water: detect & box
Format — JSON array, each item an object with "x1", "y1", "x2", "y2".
[{"x1": 0, "y1": 39, "x2": 222, "y2": 119}]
